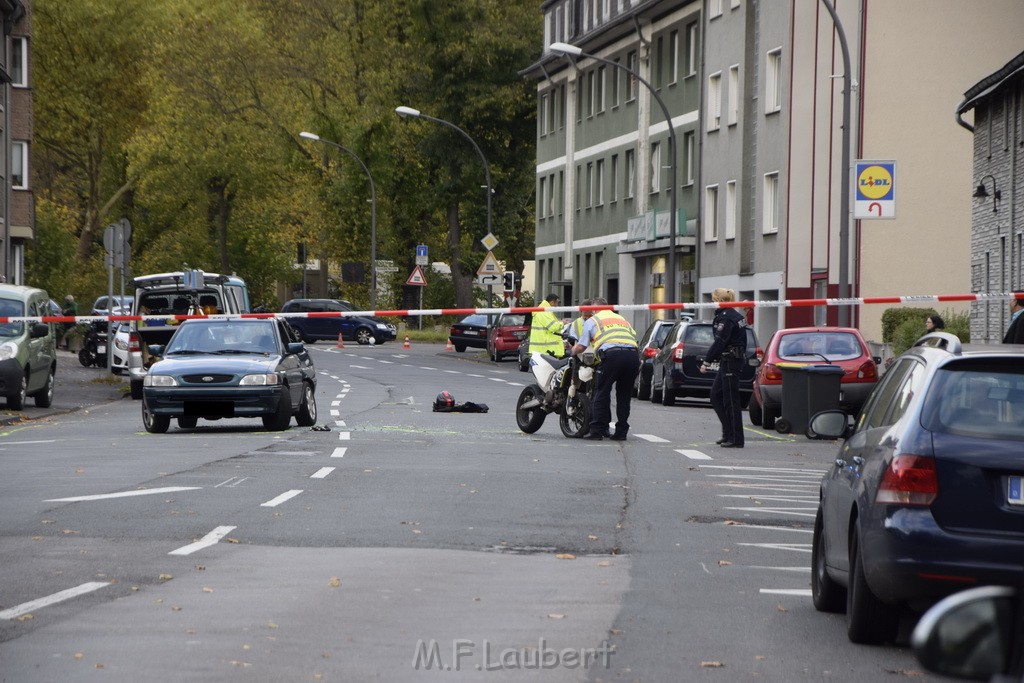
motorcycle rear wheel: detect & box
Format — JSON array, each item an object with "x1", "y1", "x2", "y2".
[
  {"x1": 559, "y1": 392, "x2": 591, "y2": 438},
  {"x1": 78, "y1": 347, "x2": 95, "y2": 367},
  {"x1": 515, "y1": 384, "x2": 547, "y2": 434}
]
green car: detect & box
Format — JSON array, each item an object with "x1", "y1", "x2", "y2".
[{"x1": 0, "y1": 284, "x2": 57, "y2": 409}]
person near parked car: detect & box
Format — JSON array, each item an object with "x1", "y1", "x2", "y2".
[
  {"x1": 572, "y1": 298, "x2": 638, "y2": 441},
  {"x1": 1003, "y1": 298, "x2": 1024, "y2": 344},
  {"x1": 567, "y1": 298, "x2": 593, "y2": 345},
  {"x1": 701, "y1": 288, "x2": 748, "y2": 448},
  {"x1": 60, "y1": 294, "x2": 78, "y2": 349},
  {"x1": 925, "y1": 315, "x2": 945, "y2": 333},
  {"x1": 529, "y1": 293, "x2": 566, "y2": 358}
]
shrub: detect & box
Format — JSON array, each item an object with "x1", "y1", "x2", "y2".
[
  {"x1": 881, "y1": 307, "x2": 936, "y2": 343},
  {"x1": 890, "y1": 308, "x2": 971, "y2": 356}
]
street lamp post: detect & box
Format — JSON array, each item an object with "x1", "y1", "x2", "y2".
[
  {"x1": 549, "y1": 41, "x2": 680, "y2": 305},
  {"x1": 394, "y1": 106, "x2": 493, "y2": 236},
  {"x1": 299, "y1": 131, "x2": 378, "y2": 310}
]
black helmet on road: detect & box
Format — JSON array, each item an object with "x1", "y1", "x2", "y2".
[{"x1": 434, "y1": 391, "x2": 454, "y2": 410}]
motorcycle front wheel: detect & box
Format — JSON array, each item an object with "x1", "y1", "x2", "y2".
[
  {"x1": 559, "y1": 392, "x2": 591, "y2": 438},
  {"x1": 515, "y1": 384, "x2": 547, "y2": 434},
  {"x1": 79, "y1": 347, "x2": 95, "y2": 367}
]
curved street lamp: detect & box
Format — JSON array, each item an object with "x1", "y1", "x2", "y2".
[
  {"x1": 549, "y1": 41, "x2": 679, "y2": 305},
  {"x1": 395, "y1": 106, "x2": 493, "y2": 236},
  {"x1": 299, "y1": 131, "x2": 378, "y2": 310}
]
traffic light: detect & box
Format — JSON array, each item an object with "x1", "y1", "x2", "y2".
[{"x1": 503, "y1": 271, "x2": 515, "y2": 293}]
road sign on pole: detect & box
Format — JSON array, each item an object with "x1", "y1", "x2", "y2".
[
  {"x1": 415, "y1": 244, "x2": 428, "y2": 266},
  {"x1": 477, "y1": 251, "x2": 501, "y2": 276},
  {"x1": 406, "y1": 265, "x2": 427, "y2": 286},
  {"x1": 853, "y1": 160, "x2": 896, "y2": 219}
]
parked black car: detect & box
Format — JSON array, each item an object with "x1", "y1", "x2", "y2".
[
  {"x1": 808, "y1": 332, "x2": 1024, "y2": 645},
  {"x1": 281, "y1": 299, "x2": 397, "y2": 345},
  {"x1": 648, "y1": 320, "x2": 760, "y2": 406},
  {"x1": 449, "y1": 314, "x2": 491, "y2": 353},
  {"x1": 633, "y1": 318, "x2": 683, "y2": 400}
]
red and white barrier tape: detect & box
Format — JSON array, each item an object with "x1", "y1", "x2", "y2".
[{"x1": 12, "y1": 291, "x2": 1021, "y2": 325}]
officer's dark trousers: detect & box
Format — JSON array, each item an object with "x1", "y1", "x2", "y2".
[
  {"x1": 710, "y1": 357, "x2": 744, "y2": 445},
  {"x1": 589, "y1": 348, "x2": 640, "y2": 436}
]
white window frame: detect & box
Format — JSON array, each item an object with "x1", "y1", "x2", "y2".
[
  {"x1": 625, "y1": 149, "x2": 636, "y2": 199},
  {"x1": 586, "y1": 162, "x2": 594, "y2": 208},
  {"x1": 709, "y1": 0, "x2": 723, "y2": 19},
  {"x1": 596, "y1": 66, "x2": 606, "y2": 113},
  {"x1": 548, "y1": 173, "x2": 557, "y2": 217},
  {"x1": 587, "y1": 70, "x2": 596, "y2": 117},
  {"x1": 669, "y1": 30, "x2": 679, "y2": 85},
  {"x1": 627, "y1": 50, "x2": 638, "y2": 101},
  {"x1": 707, "y1": 72, "x2": 722, "y2": 131},
  {"x1": 538, "y1": 176, "x2": 548, "y2": 219},
  {"x1": 11, "y1": 37, "x2": 27, "y2": 88},
  {"x1": 731, "y1": 0, "x2": 741, "y2": 8},
  {"x1": 11, "y1": 141, "x2": 27, "y2": 190},
  {"x1": 649, "y1": 142, "x2": 661, "y2": 194},
  {"x1": 762, "y1": 172, "x2": 780, "y2": 234},
  {"x1": 766, "y1": 48, "x2": 783, "y2": 114},
  {"x1": 595, "y1": 159, "x2": 605, "y2": 206},
  {"x1": 704, "y1": 185, "x2": 719, "y2": 242},
  {"x1": 725, "y1": 180, "x2": 737, "y2": 240},
  {"x1": 727, "y1": 65, "x2": 739, "y2": 126},
  {"x1": 610, "y1": 154, "x2": 619, "y2": 203},
  {"x1": 685, "y1": 23, "x2": 698, "y2": 77},
  {"x1": 539, "y1": 93, "x2": 549, "y2": 136},
  {"x1": 683, "y1": 131, "x2": 695, "y2": 185}
]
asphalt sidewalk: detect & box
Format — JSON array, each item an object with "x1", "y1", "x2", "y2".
[{"x1": 0, "y1": 349, "x2": 128, "y2": 427}]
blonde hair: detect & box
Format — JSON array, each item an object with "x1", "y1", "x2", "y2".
[{"x1": 711, "y1": 288, "x2": 736, "y2": 303}]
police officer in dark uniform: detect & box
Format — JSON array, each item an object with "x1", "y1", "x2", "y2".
[{"x1": 701, "y1": 288, "x2": 748, "y2": 448}]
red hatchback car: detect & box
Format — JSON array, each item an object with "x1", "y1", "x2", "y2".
[
  {"x1": 749, "y1": 327, "x2": 880, "y2": 429},
  {"x1": 487, "y1": 313, "x2": 529, "y2": 362}
]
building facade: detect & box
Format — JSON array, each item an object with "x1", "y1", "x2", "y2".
[{"x1": 1, "y1": 0, "x2": 31, "y2": 284}]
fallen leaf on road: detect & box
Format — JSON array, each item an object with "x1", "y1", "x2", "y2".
[
  {"x1": 724, "y1": 520, "x2": 738, "y2": 525},
  {"x1": 31, "y1": 536, "x2": 41, "y2": 541},
  {"x1": 329, "y1": 577, "x2": 341, "y2": 588},
  {"x1": 700, "y1": 661, "x2": 723, "y2": 668},
  {"x1": 159, "y1": 574, "x2": 173, "y2": 581},
  {"x1": 75, "y1": 468, "x2": 84, "y2": 474},
  {"x1": 609, "y1": 628, "x2": 622, "y2": 636},
  {"x1": 202, "y1": 587, "x2": 214, "y2": 593},
  {"x1": 62, "y1": 529, "x2": 79, "y2": 535},
  {"x1": 95, "y1": 663, "x2": 104, "y2": 669},
  {"x1": 195, "y1": 565, "x2": 205, "y2": 571},
  {"x1": 15, "y1": 614, "x2": 33, "y2": 622},
  {"x1": 548, "y1": 613, "x2": 566, "y2": 619},
  {"x1": 776, "y1": 604, "x2": 788, "y2": 612},
  {"x1": 266, "y1": 621, "x2": 279, "y2": 630},
  {"x1": 597, "y1": 560, "x2": 610, "y2": 567},
  {"x1": 718, "y1": 560, "x2": 732, "y2": 567},
  {"x1": 587, "y1": 534, "x2": 599, "y2": 541},
  {"x1": 226, "y1": 538, "x2": 239, "y2": 544},
  {"x1": 74, "y1": 653, "x2": 84, "y2": 660},
  {"x1": 555, "y1": 553, "x2": 576, "y2": 560},
  {"x1": 171, "y1": 606, "x2": 182, "y2": 612}
]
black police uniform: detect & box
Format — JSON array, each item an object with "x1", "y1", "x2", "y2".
[{"x1": 704, "y1": 308, "x2": 748, "y2": 447}]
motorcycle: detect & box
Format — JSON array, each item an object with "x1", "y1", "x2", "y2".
[
  {"x1": 78, "y1": 321, "x2": 109, "y2": 368},
  {"x1": 515, "y1": 349, "x2": 596, "y2": 438}
]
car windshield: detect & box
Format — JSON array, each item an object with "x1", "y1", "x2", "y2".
[
  {"x1": 460, "y1": 315, "x2": 489, "y2": 327},
  {"x1": 778, "y1": 332, "x2": 861, "y2": 361},
  {"x1": 922, "y1": 361, "x2": 1024, "y2": 439},
  {"x1": 0, "y1": 298, "x2": 25, "y2": 336},
  {"x1": 165, "y1": 321, "x2": 278, "y2": 355}
]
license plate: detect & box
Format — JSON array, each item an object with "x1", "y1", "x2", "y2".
[
  {"x1": 1009, "y1": 476, "x2": 1023, "y2": 506},
  {"x1": 464, "y1": 331, "x2": 478, "y2": 336},
  {"x1": 97, "y1": 345, "x2": 106, "y2": 354}
]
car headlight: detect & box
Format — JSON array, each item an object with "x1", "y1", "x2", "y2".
[
  {"x1": 375, "y1": 323, "x2": 389, "y2": 330},
  {"x1": 144, "y1": 375, "x2": 178, "y2": 387},
  {"x1": 240, "y1": 373, "x2": 281, "y2": 386},
  {"x1": 0, "y1": 341, "x2": 18, "y2": 361}
]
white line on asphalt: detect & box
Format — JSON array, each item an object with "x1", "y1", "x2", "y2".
[
  {"x1": 723, "y1": 506, "x2": 817, "y2": 518},
  {"x1": 214, "y1": 477, "x2": 249, "y2": 488},
  {"x1": 329, "y1": 375, "x2": 339, "y2": 380},
  {"x1": 349, "y1": 365, "x2": 371, "y2": 369},
  {"x1": 736, "y1": 542, "x2": 812, "y2": 554},
  {"x1": 379, "y1": 360, "x2": 394, "y2": 364},
  {"x1": 330, "y1": 410, "x2": 339, "y2": 417},
  {"x1": 331, "y1": 447, "x2": 347, "y2": 458},
  {"x1": 269, "y1": 451, "x2": 319, "y2": 456},
  {"x1": 717, "y1": 483, "x2": 818, "y2": 493},
  {"x1": 260, "y1": 490, "x2": 303, "y2": 507},
  {"x1": 339, "y1": 387, "x2": 349, "y2": 393},
  {"x1": 508, "y1": 382, "x2": 524, "y2": 386},
  {"x1": 0, "y1": 439, "x2": 60, "y2": 445},
  {"x1": 488, "y1": 377, "x2": 507, "y2": 382},
  {"x1": 749, "y1": 566, "x2": 811, "y2": 572},
  {"x1": 168, "y1": 525, "x2": 238, "y2": 556},
  {"x1": 419, "y1": 366, "x2": 436, "y2": 371},
  {"x1": 334, "y1": 420, "x2": 346, "y2": 427},
  {"x1": 700, "y1": 464, "x2": 829, "y2": 475},
  {"x1": 0, "y1": 582, "x2": 110, "y2": 620},
  {"x1": 760, "y1": 588, "x2": 812, "y2": 596},
  {"x1": 467, "y1": 374, "x2": 484, "y2": 378},
  {"x1": 722, "y1": 524, "x2": 814, "y2": 534},
  {"x1": 338, "y1": 432, "x2": 350, "y2": 440},
  {"x1": 675, "y1": 449, "x2": 712, "y2": 460},
  {"x1": 718, "y1": 494, "x2": 818, "y2": 504},
  {"x1": 443, "y1": 370, "x2": 460, "y2": 374},
  {"x1": 635, "y1": 434, "x2": 670, "y2": 443},
  {"x1": 310, "y1": 467, "x2": 335, "y2": 479},
  {"x1": 331, "y1": 400, "x2": 342, "y2": 406},
  {"x1": 45, "y1": 486, "x2": 201, "y2": 503},
  {"x1": 707, "y1": 474, "x2": 822, "y2": 483}
]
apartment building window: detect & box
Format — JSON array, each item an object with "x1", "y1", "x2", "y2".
[
  {"x1": 595, "y1": 159, "x2": 605, "y2": 206},
  {"x1": 558, "y1": 170, "x2": 565, "y2": 215},
  {"x1": 625, "y1": 149, "x2": 635, "y2": 199},
  {"x1": 11, "y1": 37, "x2": 27, "y2": 88},
  {"x1": 538, "y1": 177, "x2": 548, "y2": 219},
  {"x1": 596, "y1": 66, "x2": 606, "y2": 113},
  {"x1": 669, "y1": 30, "x2": 679, "y2": 85},
  {"x1": 685, "y1": 23, "x2": 698, "y2": 77},
  {"x1": 654, "y1": 36, "x2": 664, "y2": 89},
  {"x1": 611, "y1": 59, "x2": 620, "y2": 107},
  {"x1": 766, "y1": 48, "x2": 783, "y2": 114},
  {"x1": 559, "y1": 86, "x2": 567, "y2": 129},
  {"x1": 587, "y1": 70, "x2": 596, "y2": 117},
  {"x1": 709, "y1": 0, "x2": 723, "y2": 19},
  {"x1": 731, "y1": 0, "x2": 741, "y2": 7},
  {"x1": 576, "y1": 81, "x2": 584, "y2": 123},
  {"x1": 725, "y1": 180, "x2": 737, "y2": 239},
  {"x1": 763, "y1": 172, "x2": 780, "y2": 234},
  {"x1": 12, "y1": 141, "x2": 28, "y2": 190},
  {"x1": 704, "y1": 185, "x2": 719, "y2": 241},
  {"x1": 727, "y1": 65, "x2": 739, "y2": 126},
  {"x1": 548, "y1": 174, "x2": 557, "y2": 217},
  {"x1": 650, "y1": 142, "x2": 661, "y2": 194},
  {"x1": 586, "y1": 162, "x2": 594, "y2": 208},
  {"x1": 610, "y1": 154, "x2": 619, "y2": 202},
  {"x1": 539, "y1": 93, "x2": 549, "y2": 136},
  {"x1": 683, "y1": 131, "x2": 695, "y2": 185},
  {"x1": 575, "y1": 164, "x2": 582, "y2": 210},
  {"x1": 707, "y1": 72, "x2": 722, "y2": 131},
  {"x1": 627, "y1": 50, "x2": 638, "y2": 101}
]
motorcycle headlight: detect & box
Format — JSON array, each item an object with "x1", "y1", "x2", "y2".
[
  {"x1": 144, "y1": 375, "x2": 178, "y2": 387},
  {"x1": 0, "y1": 341, "x2": 19, "y2": 361},
  {"x1": 240, "y1": 373, "x2": 281, "y2": 386}
]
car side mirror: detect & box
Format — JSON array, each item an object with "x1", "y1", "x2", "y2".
[
  {"x1": 30, "y1": 322, "x2": 50, "y2": 339},
  {"x1": 148, "y1": 345, "x2": 165, "y2": 357},
  {"x1": 286, "y1": 342, "x2": 304, "y2": 355},
  {"x1": 873, "y1": 356, "x2": 882, "y2": 364},
  {"x1": 806, "y1": 410, "x2": 852, "y2": 440},
  {"x1": 911, "y1": 585, "x2": 1018, "y2": 681}
]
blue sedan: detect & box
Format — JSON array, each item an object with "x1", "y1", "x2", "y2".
[{"x1": 141, "y1": 318, "x2": 317, "y2": 433}]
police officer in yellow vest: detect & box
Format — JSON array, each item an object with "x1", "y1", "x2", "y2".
[
  {"x1": 571, "y1": 297, "x2": 639, "y2": 440},
  {"x1": 529, "y1": 293, "x2": 566, "y2": 357},
  {"x1": 566, "y1": 298, "x2": 593, "y2": 345}
]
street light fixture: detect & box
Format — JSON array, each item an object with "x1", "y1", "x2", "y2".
[
  {"x1": 299, "y1": 131, "x2": 378, "y2": 310},
  {"x1": 549, "y1": 41, "x2": 680, "y2": 305},
  {"x1": 973, "y1": 174, "x2": 1001, "y2": 213},
  {"x1": 394, "y1": 106, "x2": 493, "y2": 236}
]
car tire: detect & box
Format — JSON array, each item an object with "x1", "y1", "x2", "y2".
[
  {"x1": 636, "y1": 372, "x2": 651, "y2": 401},
  {"x1": 454, "y1": 343, "x2": 466, "y2": 353},
  {"x1": 650, "y1": 373, "x2": 663, "y2": 403},
  {"x1": 559, "y1": 393, "x2": 590, "y2": 438},
  {"x1": 130, "y1": 380, "x2": 144, "y2": 400},
  {"x1": 846, "y1": 526, "x2": 900, "y2": 644},
  {"x1": 661, "y1": 384, "x2": 676, "y2": 406},
  {"x1": 811, "y1": 509, "x2": 846, "y2": 613},
  {"x1": 762, "y1": 405, "x2": 776, "y2": 430},
  {"x1": 295, "y1": 381, "x2": 317, "y2": 427},
  {"x1": 355, "y1": 328, "x2": 373, "y2": 345},
  {"x1": 34, "y1": 368, "x2": 55, "y2": 408},
  {"x1": 178, "y1": 416, "x2": 198, "y2": 429},
  {"x1": 748, "y1": 398, "x2": 763, "y2": 426},
  {"x1": 6, "y1": 372, "x2": 27, "y2": 410},
  {"x1": 490, "y1": 346, "x2": 500, "y2": 363},
  {"x1": 515, "y1": 384, "x2": 547, "y2": 434},
  {"x1": 263, "y1": 388, "x2": 292, "y2": 431},
  {"x1": 142, "y1": 404, "x2": 170, "y2": 434}
]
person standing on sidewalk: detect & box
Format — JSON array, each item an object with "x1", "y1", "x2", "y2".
[
  {"x1": 1003, "y1": 298, "x2": 1024, "y2": 344},
  {"x1": 60, "y1": 294, "x2": 78, "y2": 349},
  {"x1": 529, "y1": 293, "x2": 566, "y2": 358},
  {"x1": 701, "y1": 288, "x2": 748, "y2": 448},
  {"x1": 572, "y1": 298, "x2": 638, "y2": 441}
]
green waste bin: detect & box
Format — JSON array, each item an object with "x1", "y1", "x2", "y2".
[{"x1": 776, "y1": 364, "x2": 844, "y2": 436}]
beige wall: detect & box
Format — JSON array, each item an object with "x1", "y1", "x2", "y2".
[{"x1": 857, "y1": 1, "x2": 1024, "y2": 342}]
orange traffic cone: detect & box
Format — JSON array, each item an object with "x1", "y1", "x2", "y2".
[
  {"x1": 336, "y1": 333, "x2": 345, "y2": 349},
  {"x1": 403, "y1": 336, "x2": 411, "y2": 350},
  {"x1": 445, "y1": 339, "x2": 455, "y2": 352}
]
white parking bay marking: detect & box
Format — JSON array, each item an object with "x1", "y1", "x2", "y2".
[
  {"x1": 168, "y1": 525, "x2": 238, "y2": 556},
  {"x1": 736, "y1": 542, "x2": 812, "y2": 554},
  {"x1": 214, "y1": 477, "x2": 248, "y2": 488},
  {"x1": 635, "y1": 434, "x2": 670, "y2": 443},
  {"x1": 379, "y1": 360, "x2": 394, "y2": 364},
  {"x1": 330, "y1": 410, "x2": 340, "y2": 417},
  {"x1": 331, "y1": 447, "x2": 347, "y2": 458},
  {"x1": 467, "y1": 374, "x2": 484, "y2": 378},
  {"x1": 488, "y1": 377, "x2": 507, "y2": 383},
  {"x1": 350, "y1": 365, "x2": 371, "y2": 370},
  {"x1": 260, "y1": 490, "x2": 303, "y2": 507},
  {"x1": 46, "y1": 486, "x2": 201, "y2": 503},
  {"x1": 338, "y1": 432, "x2": 350, "y2": 441},
  {"x1": 675, "y1": 449, "x2": 713, "y2": 460},
  {"x1": 722, "y1": 506, "x2": 817, "y2": 519},
  {"x1": 443, "y1": 370, "x2": 460, "y2": 374},
  {"x1": 760, "y1": 588, "x2": 812, "y2": 597},
  {"x1": 0, "y1": 582, "x2": 110, "y2": 620},
  {"x1": 419, "y1": 366, "x2": 436, "y2": 371},
  {"x1": 310, "y1": 467, "x2": 335, "y2": 479}
]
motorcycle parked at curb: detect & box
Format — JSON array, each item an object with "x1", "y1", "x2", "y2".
[
  {"x1": 515, "y1": 350, "x2": 596, "y2": 438},
  {"x1": 78, "y1": 321, "x2": 109, "y2": 368}
]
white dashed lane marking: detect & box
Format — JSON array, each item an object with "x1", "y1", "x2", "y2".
[
  {"x1": 635, "y1": 434, "x2": 670, "y2": 443},
  {"x1": 310, "y1": 467, "x2": 335, "y2": 479},
  {"x1": 0, "y1": 582, "x2": 111, "y2": 620},
  {"x1": 260, "y1": 490, "x2": 303, "y2": 508},
  {"x1": 675, "y1": 449, "x2": 713, "y2": 460},
  {"x1": 331, "y1": 448, "x2": 347, "y2": 458},
  {"x1": 168, "y1": 525, "x2": 238, "y2": 556}
]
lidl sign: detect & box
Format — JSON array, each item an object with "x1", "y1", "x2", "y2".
[{"x1": 854, "y1": 160, "x2": 896, "y2": 219}]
